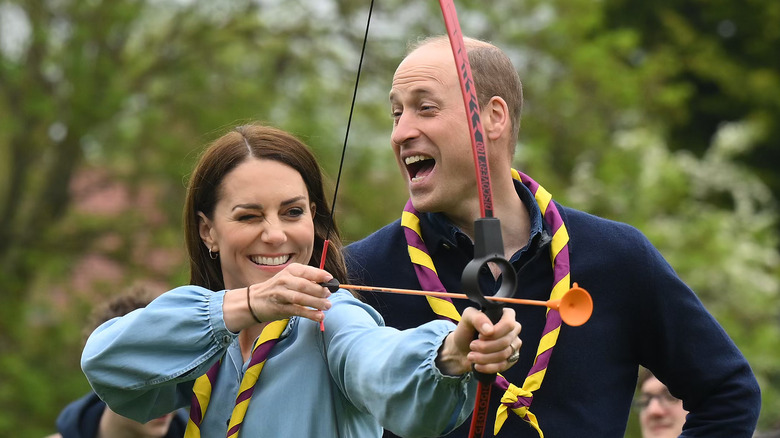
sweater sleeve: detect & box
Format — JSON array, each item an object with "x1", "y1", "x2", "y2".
[
  {"x1": 81, "y1": 286, "x2": 236, "y2": 422},
  {"x1": 320, "y1": 291, "x2": 476, "y2": 438},
  {"x1": 636, "y1": 236, "x2": 761, "y2": 437}
]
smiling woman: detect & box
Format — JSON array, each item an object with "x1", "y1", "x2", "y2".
[
  {"x1": 196, "y1": 159, "x2": 317, "y2": 293},
  {"x1": 183, "y1": 124, "x2": 345, "y2": 294},
  {"x1": 80, "y1": 122, "x2": 524, "y2": 438}
]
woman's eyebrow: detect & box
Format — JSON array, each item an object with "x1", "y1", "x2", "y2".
[
  {"x1": 280, "y1": 196, "x2": 307, "y2": 206},
  {"x1": 232, "y1": 203, "x2": 263, "y2": 211}
]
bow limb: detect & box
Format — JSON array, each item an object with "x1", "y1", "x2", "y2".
[{"x1": 437, "y1": 2, "x2": 518, "y2": 437}]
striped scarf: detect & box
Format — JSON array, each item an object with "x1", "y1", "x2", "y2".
[
  {"x1": 401, "y1": 169, "x2": 570, "y2": 437},
  {"x1": 185, "y1": 318, "x2": 289, "y2": 438}
]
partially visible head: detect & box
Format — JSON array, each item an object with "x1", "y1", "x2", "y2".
[
  {"x1": 636, "y1": 368, "x2": 688, "y2": 438},
  {"x1": 100, "y1": 409, "x2": 176, "y2": 438},
  {"x1": 86, "y1": 286, "x2": 177, "y2": 438},
  {"x1": 184, "y1": 123, "x2": 346, "y2": 290},
  {"x1": 85, "y1": 284, "x2": 157, "y2": 341}
]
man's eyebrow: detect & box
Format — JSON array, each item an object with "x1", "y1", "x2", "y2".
[{"x1": 389, "y1": 87, "x2": 434, "y2": 102}]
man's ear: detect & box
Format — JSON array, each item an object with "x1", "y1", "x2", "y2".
[
  {"x1": 483, "y1": 96, "x2": 510, "y2": 142},
  {"x1": 198, "y1": 212, "x2": 217, "y2": 252}
]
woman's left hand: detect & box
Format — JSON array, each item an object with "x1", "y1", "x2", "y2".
[{"x1": 435, "y1": 307, "x2": 522, "y2": 376}]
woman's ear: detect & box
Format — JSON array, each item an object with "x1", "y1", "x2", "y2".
[
  {"x1": 310, "y1": 202, "x2": 317, "y2": 218},
  {"x1": 198, "y1": 212, "x2": 217, "y2": 252}
]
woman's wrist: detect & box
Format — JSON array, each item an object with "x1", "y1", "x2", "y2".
[
  {"x1": 247, "y1": 286, "x2": 263, "y2": 324},
  {"x1": 222, "y1": 288, "x2": 254, "y2": 332}
]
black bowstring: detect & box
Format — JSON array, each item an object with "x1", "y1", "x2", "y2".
[
  {"x1": 325, "y1": 0, "x2": 375, "y2": 244},
  {"x1": 321, "y1": 3, "x2": 374, "y2": 438}
]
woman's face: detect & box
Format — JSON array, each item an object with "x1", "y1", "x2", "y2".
[{"x1": 199, "y1": 158, "x2": 315, "y2": 289}]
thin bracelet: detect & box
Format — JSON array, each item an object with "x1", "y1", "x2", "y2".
[{"x1": 247, "y1": 286, "x2": 263, "y2": 324}]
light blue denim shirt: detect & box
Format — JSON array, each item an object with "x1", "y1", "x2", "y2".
[{"x1": 82, "y1": 287, "x2": 476, "y2": 437}]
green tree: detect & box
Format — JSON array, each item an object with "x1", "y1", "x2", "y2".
[
  {"x1": 1, "y1": 0, "x2": 777, "y2": 435},
  {"x1": 0, "y1": 0, "x2": 393, "y2": 434},
  {"x1": 601, "y1": 0, "x2": 780, "y2": 234}
]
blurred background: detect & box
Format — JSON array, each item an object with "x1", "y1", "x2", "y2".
[{"x1": 0, "y1": 0, "x2": 778, "y2": 436}]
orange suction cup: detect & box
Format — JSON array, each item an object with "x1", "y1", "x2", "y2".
[{"x1": 553, "y1": 283, "x2": 592, "y2": 327}]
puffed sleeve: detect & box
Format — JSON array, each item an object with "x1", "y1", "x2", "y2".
[
  {"x1": 81, "y1": 286, "x2": 236, "y2": 422},
  {"x1": 320, "y1": 290, "x2": 476, "y2": 437}
]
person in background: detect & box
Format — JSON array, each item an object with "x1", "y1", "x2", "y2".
[
  {"x1": 81, "y1": 123, "x2": 523, "y2": 437},
  {"x1": 47, "y1": 285, "x2": 187, "y2": 438},
  {"x1": 635, "y1": 368, "x2": 687, "y2": 438},
  {"x1": 344, "y1": 35, "x2": 761, "y2": 437}
]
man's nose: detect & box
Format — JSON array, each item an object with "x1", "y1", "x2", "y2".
[{"x1": 391, "y1": 111, "x2": 420, "y2": 146}]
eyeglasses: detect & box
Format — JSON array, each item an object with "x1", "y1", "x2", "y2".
[{"x1": 633, "y1": 390, "x2": 681, "y2": 410}]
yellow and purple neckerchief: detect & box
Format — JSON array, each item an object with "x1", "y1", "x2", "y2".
[
  {"x1": 185, "y1": 318, "x2": 289, "y2": 438},
  {"x1": 401, "y1": 169, "x2": 570, "y2": 437}
]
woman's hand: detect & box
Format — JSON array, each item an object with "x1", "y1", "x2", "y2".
[
  {"x1": 435, "y1": 307, "x2": 522, "y2": 376},
  {"x1": 224, "y1": 263, "x2": 333, "y2": 331}
]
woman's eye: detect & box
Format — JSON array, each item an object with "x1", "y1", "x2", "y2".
[
  {"x1": 237, "y1": 214, "x2": 259, "y2": 221},
  {"x1": 287, "y1": 207, "x2": 305, "y2": 217}
]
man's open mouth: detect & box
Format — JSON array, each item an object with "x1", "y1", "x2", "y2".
[{"x1": 405, "y1": 155, "x2": 435, "y2": 182}]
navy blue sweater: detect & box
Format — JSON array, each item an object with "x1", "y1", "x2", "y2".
[{"x1": 345, "y1": 198, "x2": 760, "y2": 437}]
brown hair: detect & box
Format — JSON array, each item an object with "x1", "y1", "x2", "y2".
[
  {"x1": 183, "y1": 123, "x2": 347, "y2": 290},
  {"x1": 409, "y1": 36, "x2": 524, "y2": 152},
  {"x1": 84, "y1": 284, "x2": 158, "y2": 342}
]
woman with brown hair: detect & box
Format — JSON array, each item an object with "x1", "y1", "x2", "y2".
[{"x1": 82, "y1": 123, "x2": 522, "y2": 437}]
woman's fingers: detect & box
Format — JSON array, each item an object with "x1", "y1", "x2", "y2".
[{"x1": 248, "y1": 264, "x2": 334, "y2": 323}]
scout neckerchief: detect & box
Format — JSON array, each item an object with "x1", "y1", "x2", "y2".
[
  {"x1": 185, "y1": 318, "x2": 289, "y2": 438},
  {"x1": 401, "y1": 169, "x2": 570, "y2": 437}
]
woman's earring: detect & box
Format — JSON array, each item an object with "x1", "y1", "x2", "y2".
[{"x1": 209, "y1": 248, "x2": 219, "y2": 260}]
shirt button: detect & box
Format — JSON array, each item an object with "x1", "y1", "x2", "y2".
[{"x1": 222, "y1": 335, "x2": 232, "y2": 345}]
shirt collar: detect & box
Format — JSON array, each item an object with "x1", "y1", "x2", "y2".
[{"x1": 421, "y1": 178, "x2": 545, "y2": 258}]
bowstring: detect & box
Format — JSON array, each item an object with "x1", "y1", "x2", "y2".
[
  {"x1": 319, "y1": 4, "x2": 374, "y2": 438},
  {"x1": 324, "y1": 0, "x2": 375, "y2": 248}
]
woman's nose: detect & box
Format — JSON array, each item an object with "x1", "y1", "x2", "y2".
[{"x1": 260, "y1": 220, "x2": 286, "y2": 244}]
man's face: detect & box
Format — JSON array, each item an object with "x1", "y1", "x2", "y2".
[
  {"x1": 638, "y1": 376, "x2": 688, "y2": 438},
  {"x1": 389, "y1": 43, "x2": 479, "y2": 217}
]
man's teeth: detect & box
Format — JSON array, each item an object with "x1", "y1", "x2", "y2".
[
  {"x1": 404, "y1": 155, "x2": 431, "y2": 165},
  {"x1": 251, "y1": 255, "x2": 290, "y2": 266}
]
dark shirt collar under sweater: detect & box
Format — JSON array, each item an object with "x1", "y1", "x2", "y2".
[{"x1": 421, "y1": 178, "x2": 546, "y2": 263}]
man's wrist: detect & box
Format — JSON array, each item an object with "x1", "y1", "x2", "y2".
[{"x1": 435, "y1": 333, "x2": 471, "y2": 376}]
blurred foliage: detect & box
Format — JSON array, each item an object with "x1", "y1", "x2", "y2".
[{"x1": 0, "y1": 0, "x2": 777, "y2": 436}]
